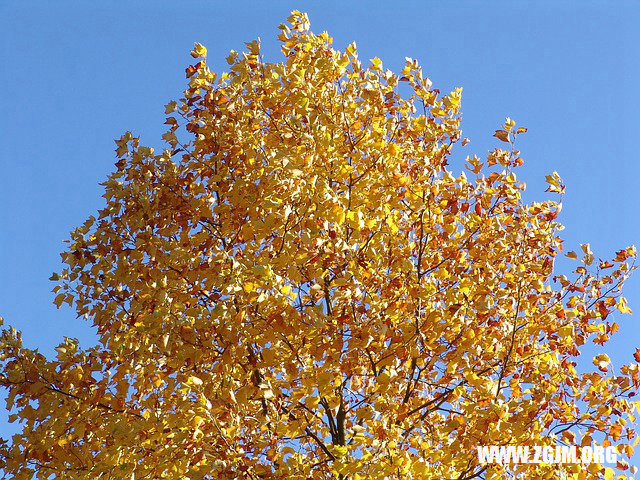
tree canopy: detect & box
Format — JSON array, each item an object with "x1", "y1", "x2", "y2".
[{"x1": 1, "y1": 11, "x2": 638, "y2": 480}]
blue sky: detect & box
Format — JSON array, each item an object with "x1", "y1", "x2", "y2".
[{"x1": 1, "y1": 0, "x2": 639, "y2": 452}]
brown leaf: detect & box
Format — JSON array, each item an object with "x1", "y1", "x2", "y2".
[{"x1": 493, "y1": 129, "x2": 510, "y2": 142}]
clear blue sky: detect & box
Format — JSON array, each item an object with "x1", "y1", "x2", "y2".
[{"x1": 1, "y1": 0, "x2": 639, "y2": 451}]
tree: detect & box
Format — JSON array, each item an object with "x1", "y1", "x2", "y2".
[{"x1": 1, "y1": 11, "x2": 638, "y2": 480}]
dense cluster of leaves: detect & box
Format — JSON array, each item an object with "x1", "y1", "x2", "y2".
[{"x1": 1, "y1": 11, "x2": 638, "y2": 480}]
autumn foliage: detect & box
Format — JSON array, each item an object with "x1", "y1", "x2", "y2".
[{"x1": 1, "y1": 11, "x2": 639, "y2": 480}]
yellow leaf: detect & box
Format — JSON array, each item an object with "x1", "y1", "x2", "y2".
[
  {"x1": 387, "y1": 143, "x2": 399, "y2": 157},
  {"x1": 346, "y1": 42, "x2": 357, "y2": 57},
  {"x1": 558, "y1": 324, "x2": 573, "y2": 338},
  {"x1": 545, "y1": 171, "x2": 565, "y2": 193},
  {"x1": 317, "y1": 371, "x2": 333, "y2": 389},
  {"x1": 617, "y1": 297, "x2": 632, "y2": 314},
  {"x1": 191, "y1": 42, "x2": 207, "y2": 58},
  {"x1": 603, "y1": 467, "x2": 614, "y2": 480},
  {"x1": 386, "y1": 216, "x2": 398, "y2": 233}
]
